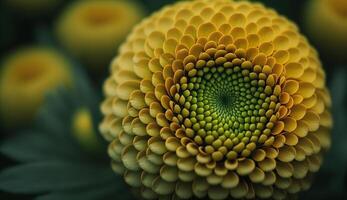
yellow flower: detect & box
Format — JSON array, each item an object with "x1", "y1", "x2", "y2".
[
  {"x1": 72, "y1": 107, "x2": 102, "y2": 152},
  {"x1": 304, "y1": 0, "x2": 347, "y2": 62},
  {"x1": 0, "y1": 47, "x2": 72, "y2": 127},
  {"x1": 56, "y1": 0, "x2": 145, "y2": 70},
  {"x1": 100, "y1": 0, "x2": 332, "y2": 199},
  {"x1": 3, "y1": 0, "x2": 61, "y2": 15}
]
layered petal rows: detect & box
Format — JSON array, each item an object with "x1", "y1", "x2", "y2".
[{"x1": 100, "y1": 0, "x2": 332, "y2": 199}]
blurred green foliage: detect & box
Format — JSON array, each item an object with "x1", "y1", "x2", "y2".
[{"x1": 0, "y1": 65, "x2": 135, "y2": 200}]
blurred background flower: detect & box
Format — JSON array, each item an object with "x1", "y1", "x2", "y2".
[
  {"x1": 72, "y1": 107, "x2": 103, "y2": 153},
  {"x1": 304, "y1": 0, "x2": 347, "y2": 63},
  {"x1": 0, "y1": 0, "x2": 346, "y2": 200},
  {"x1": 0, "y1": 47, "x2": 72, "y2": 128},
  {"x1": 0, "y1": 66, "x2": 135, "y2": 200},
  {"x1": 56, "y1": 0, "x2": 145, "y2": 72}
]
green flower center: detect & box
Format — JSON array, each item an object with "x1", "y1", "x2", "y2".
[
  {"x1": 176, "y1": 52, "x2": 281, "y2": 158},
  {"x1": 216, "y1": 93, "x2": 234, "y2": 110}
]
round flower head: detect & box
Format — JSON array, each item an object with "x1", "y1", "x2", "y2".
[
  {"x1": 56, "y1": 0, "x2": 145, "y2": 70},
  {"x1": 0, "y1": 47, "x2": 72, "y2": 127},
  {"x1": 304, "y1": 0, "x2": 347, "y2": 62},
  {"x1": 100, "y1": 0, "x2": 332, "y2": 199}
]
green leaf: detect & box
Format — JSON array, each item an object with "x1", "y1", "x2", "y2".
[
  {"x1": 0, "y1": 161, "x2": 116, "y2": 194},
  {"x1": 42, "y1": 87, "x2": 75, "y2": 120},
  {"x1": 0, "y1": 131, "x2": 85, "y2": 162},
  {"x1": 71, "y1": 70, "x2": 102, "y2": 115},
  {"x1": 35, "y1": 186, "x2": 115, "y2": 200},
  {"x1": 35, "y1": 179, "x2": 134, "y2": 200},
  {"x1": 35, "y1": 107, "x2": 71, "y2": 139}
]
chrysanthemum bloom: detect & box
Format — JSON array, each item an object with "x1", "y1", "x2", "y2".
[
  {"x1": 56, "y1": 0, "x2": 144, "y2": 70},
  {"x1": 0, "y1": 47, "x2": 71, "y2": 127},
  {"x1": 100, "y1": 0, "x2": 332, "y2": 199},
  {"x1": 3, "y1": 0, "x2": 61, "y2": 16},
  {"x1": 72, "y1": 107, "x2": 102, "y2": 152},
  {"x1": 304, "y1": 0, "x2": 347, "y2": 62}
]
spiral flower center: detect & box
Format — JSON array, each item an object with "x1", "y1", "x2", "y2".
[
  {"x1": 176, "y1": 46, "x2": 281, "y2": 159},
  {"x1": 215, "y1": 92, "x2": 234, "y2": 111}
]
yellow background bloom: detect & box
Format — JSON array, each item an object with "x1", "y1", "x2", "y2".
[
  {"x1": 0, "y1": 47, "x2": 72, "y2": 127},
  {"x1": 305, "y1": 0, "x2": 347, "y2": 62},
  {"x1": 72, "y1": 107, "x2": 102, "y2": 152},
  {"x1": 56, "y1": 0, "x2": 145, "y2": 71}
]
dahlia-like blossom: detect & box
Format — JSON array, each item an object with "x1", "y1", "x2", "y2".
[
  {"x1": 100, "y1": 0, "x2": 332, "y2": 199},
  {"x1": 0, "y1": 47, "x2": 72, "y2": 127},
  {"x1": 56, "y1": 0, "x2": 145, "y2": 70}
]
